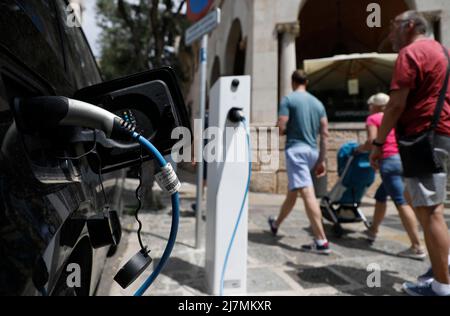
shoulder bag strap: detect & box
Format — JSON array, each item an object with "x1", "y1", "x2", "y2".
[{"x1": 431, "y1": 45, "x2": 450, "y2": 131}]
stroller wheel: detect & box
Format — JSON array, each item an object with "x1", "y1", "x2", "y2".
[{"x1": 333, "y1": 224, "x2": 344, "y2": 238}]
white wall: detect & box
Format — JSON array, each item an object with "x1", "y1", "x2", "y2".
[
  {"x1": 414, "y1": 0, "x2": 450, "y2": 46},
  {"x1": 249, "y1": 0, "x2": 303, "y2": 126}
]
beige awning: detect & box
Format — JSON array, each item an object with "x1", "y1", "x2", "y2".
[{"x1": 303, "y1": 53, "x2": 398, "y2": 91}]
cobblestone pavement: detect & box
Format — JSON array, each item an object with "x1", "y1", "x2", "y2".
[{"x1": 97, "y1": 173, "x2": 450, "y2": 296}]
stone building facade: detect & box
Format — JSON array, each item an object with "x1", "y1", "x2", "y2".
[
  {"x1": 185, "y1": 0, "x2": 450, "y2": 194},
  {"x1": 70, "y1": 0, "x2": 85, "y2": 19}
]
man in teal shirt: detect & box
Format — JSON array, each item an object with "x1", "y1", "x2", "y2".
[{"x1": 268, "y1": 70, "x2": 330, "y2": 254}]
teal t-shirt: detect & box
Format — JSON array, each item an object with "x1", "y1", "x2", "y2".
[{"x1": 279, "y1": 91, "x2": 327, "y2": 149}]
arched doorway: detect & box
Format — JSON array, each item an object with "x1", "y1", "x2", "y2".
[
  {"x1": 207, "y1": 56, "x2": 221, "y2": 112},
  {"x1": 210, "y1": 56, "x2": 221, "y2": 88},
  {"x1": 296, "y1": 0, "x2": 411, "y2": 122},
  {"x1": 225, "y1": 19, "x2": 246, "y2": 76}
]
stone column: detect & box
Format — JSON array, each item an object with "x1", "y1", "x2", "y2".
[{"x1": 277, "y1": 22, "x2": 300, "y2": 100}]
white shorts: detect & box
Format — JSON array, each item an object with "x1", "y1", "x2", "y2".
[{"x1": 285, "y1": 145, "x2": 318, "y2": 191}]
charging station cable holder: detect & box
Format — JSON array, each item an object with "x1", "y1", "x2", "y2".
[
  {"x1": 113, "y1": 163, "x2": 180, "y2": 290},
  {"x1": 113, "y1": 248, "x2": 153, "y2": 289}
]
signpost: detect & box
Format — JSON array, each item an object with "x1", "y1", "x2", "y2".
[
  {"x1": 185, "y1": 5, "x2": 221, "y2": 249},
  {"x1": 185, "y1": 8, "x2": 221, "y2": 46}
]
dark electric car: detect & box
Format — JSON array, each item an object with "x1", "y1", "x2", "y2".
[{"x1": 0, "y1": 0, "x2": 189, "y2": 296}]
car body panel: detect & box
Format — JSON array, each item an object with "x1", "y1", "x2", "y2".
[{"x1": 0, "y1": 0, "x2": 124, "y2": 296}]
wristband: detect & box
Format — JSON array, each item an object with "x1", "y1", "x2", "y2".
[{"x1": 372, "y1": 140, "x2": 384, "y2": 147}]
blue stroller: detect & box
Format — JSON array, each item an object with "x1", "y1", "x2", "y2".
[{"x1": 320, "y1": 142, "x2": 376, "y2": 237}]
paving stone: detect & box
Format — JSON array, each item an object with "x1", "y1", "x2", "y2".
[
  {"x1": 276, "y1": 225, "x2": 315, "y2": 238},
  {"x1": 248, "y1": 244, "x2": 294, "y2": 266},
  {"x1": 98, "y1": 174, "x2": 434, "y2": 296},
  {"x1": 293, "y1": 249, "x2": 343, "y2": 266},
  {"x1": 330, "y1": 262, "x2": 412, "y2": 296},
  {"x1": 327, "y1": 234, "x2": 411, "y2": 260},
  {"x1": 247, "y1": 268, "x2": 293, "y2": 293},
  {"x1": 286, "y1": 267, "x2": 350, "y2": 289}
]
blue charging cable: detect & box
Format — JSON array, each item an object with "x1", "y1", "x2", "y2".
[
  {"x1": 131, "y1": 132, "x2": 180, "y2": 296},
  {"x1": 131, "y1": 122, "x2": 250, "y2": 296},
  {"x1": 219, "y1": 120, "x2": 252, "y2": 296}
]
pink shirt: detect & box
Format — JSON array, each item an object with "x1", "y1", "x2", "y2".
[{"x1": 366, "y1": 112, "x2": 399, "y2": 159}]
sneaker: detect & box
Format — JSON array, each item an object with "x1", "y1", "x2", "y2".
[
  {"x1": 418, "y1": 266, "x2": 450, "y2": 284},
  {"x1": 363, "y1": 229, "x2": 377, "y2": 243},
  {"x1": 301, "y1": 241, "x2": 331, "y2": 255},
  {"x1": 418, "y1": 268, "x2": 434, "y2": 284},
  {"x1": 268, "y1": 216, "x2": 278, "y2": 236},
  {"x1": 403, "y1": 281, "x2": 450, "y2": 296},
  {"x1": 397, "y1": 247, "x2": 427, "y2": 261}
]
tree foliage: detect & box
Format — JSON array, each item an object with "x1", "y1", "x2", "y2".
[{"x1": 96, "y1": 0, "x2": 190, "y2": 81}]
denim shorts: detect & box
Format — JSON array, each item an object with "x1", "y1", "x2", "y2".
[
  {"x1": 374, "y1": 154, "x2": 407, "y2": 205},
  {"x1": 285, "y1": 145, "x2": 319, "y2": 191}
]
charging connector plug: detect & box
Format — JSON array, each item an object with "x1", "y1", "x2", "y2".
[{"x1": 228, "y1": 107, "x2": 245, "y2": 123}]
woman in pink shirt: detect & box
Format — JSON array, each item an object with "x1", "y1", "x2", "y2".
[{"x1": 357, "y1": 93, "x2": 425, "y2": 260}]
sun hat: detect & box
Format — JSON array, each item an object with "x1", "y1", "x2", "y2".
[{"x1": 367, "y1": 93, "x2": 390, "y2": 106}]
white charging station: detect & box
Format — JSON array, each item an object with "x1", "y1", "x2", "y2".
[{"x1": 205, "y1": 76, "x2": 251, "y2": 295}]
